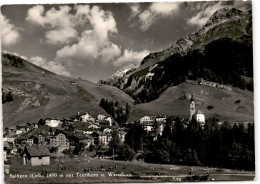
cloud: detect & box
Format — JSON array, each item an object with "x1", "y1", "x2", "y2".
[
  {"x1": 129, "y1": 4, "x2": 141, "y2": 18},
  {"x1": 56, "y1": 5, "x2": 120, "y2": 64},
  {"x1": 29, "y1": 56, "x2": 71, "y2": 76},
  {"x1": 150, "y1": 2, "x2": 181, "y2": 16},
  {"x1": 113, "y1": 49, "x2": 150, "y2": 67},
  {"x1": 26, "y1": 5, "x2": 77, "y2": 45},
  {"x1": 1, "y1": 14, "x2": 20, "y2": 46},
  {"x1": 187, "y1": 2, "x2": 224, "y2": 26},
  {"x1": 129, "y1": 2, "x2": 181, "y2": 31}
]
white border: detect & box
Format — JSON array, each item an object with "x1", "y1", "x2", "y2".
[{"x1": 0, "y1": 1, "x2": 258, "y2": 184}]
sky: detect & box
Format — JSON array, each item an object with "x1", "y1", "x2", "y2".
[{"x1": 1, "y1": 1, "x2": 252, "y2": 83}]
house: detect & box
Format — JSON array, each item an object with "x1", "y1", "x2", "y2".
[
  {"x1": 88, "y1": 123, "x2": 100, "y2": 129},
  {"x1": 16, "y1": 129, "x2": 24, "y2": 135},
  {"x1": 193, "y1": 110, "x2": 205, "y2": 127},
  {"x1": 156, "y1": 116, "x2": 167, "y2": 123},
  {"x1": 97, "y1": 114, "x2": 106, "y2": 121},
  {"x1": 3, "y1": 137, "x2": 15, "y2": 143},
  {"x1": 26, "y1": 136, "x2": 38, "y2": 146},
  {"x1": 80, "y1": 136, "x2": 94, "y2": 148},
  {"x1": 140, "y1": 116, "x2": 154, "y2": 124},
  {"x1": 145, "y1": 72, "x2": 154, "y2": 81},
  {"x1": 4, "y1": 141, "x2": 10, "y2": 161},
  {"x1": 91, "y1": 131, "x2": 111, "y2": 146},
  {"x1": 38, "y1": 133, "x2": 46, "y2": 145},
  {"x1": 103, "y1": 128, "x2": 112, "y2": 134},
  {"x1": 4, "y1": 127, "x2": 9, "y2": 136},
  {"x1": 143, "y1": 121, "x2": 154, "y2": 132},
  {"x1": 80, "y1": 112, "x2": 95, "y2": 122},
  {"x1": 45, "y1": 118, "x2": 62, "y2": 127},
  {"x1": 157, "y1": 123, "x2": 165, "y2": 136},
  {"x1": 83, "y1": 130, "x2": 94, "y2": 135},
  {"x1": 104, "y1": 117, "x2": 113, "y2": 126},
  {"x1": 99, "y1": 132, "x2": 111, "y2": 146},
  {"x1": 23, "y1": 145, "x2": 50, "y2": 166},
  {"x1": 118, "y1": 130, "x2": 127, "y2": 144},
  {"x1": 50, "y1": 133, "x2": 70, "y2": 153},
  {"x1": 32, "y1": 123, "x2": 38, "y2": 129}
]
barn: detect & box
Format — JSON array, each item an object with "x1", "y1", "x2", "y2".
[{"x1": 23, "y1": 145, "x2": 50, "y2": 166}]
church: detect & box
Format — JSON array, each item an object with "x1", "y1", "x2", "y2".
[{"x1": 189, "y1": 95, "x2": 205, "y2": 127}]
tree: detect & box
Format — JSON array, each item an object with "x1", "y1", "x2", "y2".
[
  {"x1": 38, "y1": 119, "x2": 45, "y2": 126},
  {"x1": 109, "y1": 129, "x2": 120, "y2": 153},
  {"x1": 117, "y1": 144, "x2": 135, "y2": 161},
  {"x1": 73, "y1": 142, "x2": 85, "y2": 155},
  {"x1": 125, "y1": 103, "x2": 131, "y2": 117}
]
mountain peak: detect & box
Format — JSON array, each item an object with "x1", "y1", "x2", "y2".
[
  {"x1": 204, "y1": 7, "x2": 243, "y2": 27},
  {"x1": 139, "y1": 7, "x2": 250, "y2": 67},
  {"x1": 107, "y1": 64, "x2": 137, "y2": 82}
]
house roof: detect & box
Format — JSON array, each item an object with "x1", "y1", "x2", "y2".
[
  {"x1": 196, "y1": 110, "x2": 203, "y2": 114},
  {"x1": 25, "y1": 145, "x2": 50, "y2": 157}
]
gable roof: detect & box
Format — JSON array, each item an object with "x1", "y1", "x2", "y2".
[
  {"x1": 24, "y1": 145, "x2": 50, "y2": 157},
  {"x1": 196, "y1": 110, "x2": 203, "y2": 114}
]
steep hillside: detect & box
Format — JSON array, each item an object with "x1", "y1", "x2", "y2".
[
  {"x1": 106, "y1": 7, "x2": 253, "y2": 104},
  {"x1": 128, "y1": 82, "x2": 254, "y2": 123},
  {"x1": 2, "y1": 53, "x2": 134, "y2": 128}
]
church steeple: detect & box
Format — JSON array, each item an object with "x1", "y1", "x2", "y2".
[
  {"x1": 190, "y1": 94, "x2": 195, "y2": 120},
  {"x1": 190, "y1": 94, "x2": 194, "y2": 103}
]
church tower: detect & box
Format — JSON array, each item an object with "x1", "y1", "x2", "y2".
[{"x1": 190, "y1": 95, "x2": 196, "y2": 120}]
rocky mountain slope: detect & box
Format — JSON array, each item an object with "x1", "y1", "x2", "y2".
[
  {"x1": 105, "y1": 7, "x2": 253, "y2": 104},
  {"x1": 2, "y1": 53, "x2": 134, "y2": 128},
  {"x1": 104, "y1": 64, "x2": 137, "y2": 86}
]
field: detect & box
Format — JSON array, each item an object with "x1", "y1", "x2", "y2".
[{"x1": 4, "y1": 157, "x2": 255, "y2": 183}]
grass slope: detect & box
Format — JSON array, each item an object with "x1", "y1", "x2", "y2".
[
  {"x1": 2, "y1": 53, "x2": 134, "y2": 128},
  {"x1": 128, "y1": 82, "x2": 253, "y2": 122}
]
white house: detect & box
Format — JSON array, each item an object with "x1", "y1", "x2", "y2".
[
  {"x1": 140, "y1": 116, "x2": 154, "y2": 124},
  {"x1": 118, "y1": 130, "x2": 127, "y2": 144},
  {"x1": 143, "y1": 121, "x2": 154, "y2": 132},
  {"x1": 45, "y1": 119, "x2": 62, "y2": 127},
  {"x1": 50, "y1": 133, "x2": 70, "y2": 153},
  {"x1": 156, "y1": 116, "x2": 167, "y2": 123},
  {"x1": 158, "y1": 124, "x2": 165, "y2": 136},
  {"x1": 97, "y1": 114, "x2": 106, "y2": 120},
  {"x1": 83, "y1": 130, "x2": 94, "y2": 135},
  {"x1": 105, "y1": 117, "x2": 113, "y2": 126},
  {"x1": 194, "y1": 110, "x2": 205, "y2": 127},
  {"x1": 103, "y1": 128, "x2": 113, "y2": 134},
  {"x1": 80, "y1": 112, "x2": 95, "y2": 122},
  {"x1": 145, "y1": 72, "x2": 154, "y2": 81},
  {"x1": 16, "y1": 130, "x2": 24, "y2": 135},
  {"x1": 88, "y1": 123, "x2": 100, "y2": 129},
  {"x1": 23, "y1": 145, "x2": 50, "y2": 166},
  {"x1": 99, "y1": 132, "x2": 112, "y2": 146}
]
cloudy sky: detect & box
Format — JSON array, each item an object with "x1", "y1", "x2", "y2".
[{"x1": 1, "y1": 1, "x2": 251, "y2": 82}]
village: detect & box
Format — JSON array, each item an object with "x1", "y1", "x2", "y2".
[
  {"x1": 3, "y1": 94, "x2": 206, "y2": 167},
  {"x1": 4, "y1": 94, "x2": 252, "y2": 167},
  {"x1": 3, "y1": 93, "x2": 255, "y2": 183}
]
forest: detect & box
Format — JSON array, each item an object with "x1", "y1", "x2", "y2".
[
  {"x1": 99, "y1": 98, "x2": 130, "y2": 127},
  {"x1": 124, "y1": 117, "x2": 254, "y2": 171}
]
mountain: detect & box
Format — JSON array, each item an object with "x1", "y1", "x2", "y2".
[
  {"x1": 103, "y1": 64, "x2": 137, "y2": 86},
  {"x1": 2, "y1": 53, "x2": 134, "y2": 128},
  {"x1": 105, "y1": 7, "x2": 253, "y2": 104}
]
